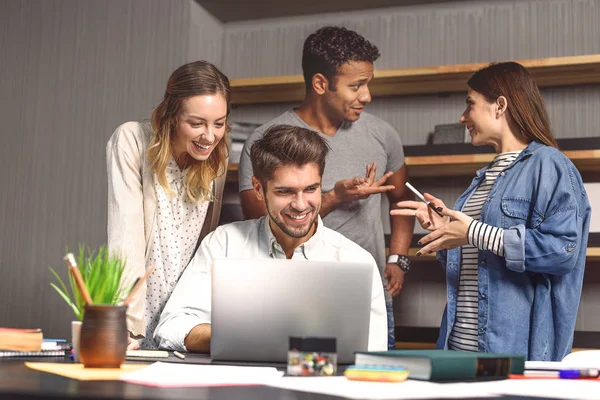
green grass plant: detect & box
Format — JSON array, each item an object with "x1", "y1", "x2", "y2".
[{"x1": 49, "y1": 245, "x2": 128, "y2": 321}]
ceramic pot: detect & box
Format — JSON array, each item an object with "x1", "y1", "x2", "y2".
[{"x1": 79, "y1": 305, "x2": 127, "y2": 368}]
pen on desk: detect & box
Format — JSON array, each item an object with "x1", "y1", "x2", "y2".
[
  {"x1": 404, "y1": 182, "x2": 445, "y2": 218},
  {"x1": 559, "y1": 368, "x2": 599, "y2": 379},
  {"x1": 121, "y1": 266, "x2": 153, "y2": 306},
  {"x1": 173, "y1": 351, "x2": 186, "y2": 360},
  {"x1": 64, "y1": 253, "x2": 93, "y2": 305}
]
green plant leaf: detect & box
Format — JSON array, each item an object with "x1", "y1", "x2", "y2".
[
  {"x1": 49, "y1": 282, "x2": 82, "y2": 321},
  {"x1": 49, "y1": 244, "x2": 129, "y2": 320}
]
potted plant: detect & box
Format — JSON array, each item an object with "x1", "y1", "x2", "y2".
[{"x1": 49, "y1": 245, "x2": 129, "y2": 366}]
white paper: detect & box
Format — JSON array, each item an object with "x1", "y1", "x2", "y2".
[
  {"x1": 264, "y1": 377, "x2": 494, "y2": 400},
  {"x1": 470, "y1": 379, "x2": 600, "y2": 400},
  {"x1": 120, "y1": 362, "x2": 284, "y2": 387}
]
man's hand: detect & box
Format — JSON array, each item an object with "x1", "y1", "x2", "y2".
[
  {"x1": 332, "y1": 162, "x2": 395, "y2": 202},
  {"x1": 384, "y1": 263, "x2": 405, "y2": 297}
]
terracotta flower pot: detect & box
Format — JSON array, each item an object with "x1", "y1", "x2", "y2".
[{"x1": 79, "y1": 305, "x2": 127, "y2": 368}]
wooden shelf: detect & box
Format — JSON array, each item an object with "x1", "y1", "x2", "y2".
[
  {"x1": 227, "y1": 148, "x2": 600, "y2": 180},
  {"x1": 406, "y1": 149, "x2": 600, "y2": 177},
  {"x1": 226, "y1": 161, "x2": 600, "y2": 262},
  {"x1": 406, "y1": 247, "x2": 600, "y2": 262},
  {"x1": 230, "y1": 54, "x2": 600, "y2": 105}
]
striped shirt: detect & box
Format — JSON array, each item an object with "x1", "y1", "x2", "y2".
[{"x1": 448, "y1": 150, "x2": 521, "y2": 352}]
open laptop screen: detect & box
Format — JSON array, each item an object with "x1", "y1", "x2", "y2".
[{"x1": 210, "y1": 258, "x2": 372, "y2": 364}]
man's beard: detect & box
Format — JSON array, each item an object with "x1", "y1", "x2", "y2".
[{"x1": 265, "y1": 198, "x2": 318, "y2": 239}]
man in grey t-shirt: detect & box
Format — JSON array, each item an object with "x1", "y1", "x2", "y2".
[{"x1": 238, "y1": 26, "x2": 414, "y2": 349}]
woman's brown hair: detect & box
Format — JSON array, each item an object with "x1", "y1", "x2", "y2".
[
  {"x1": 148, "y1": 61, "x2": 230, "y2": 202},
  {"x1": 467, "y1": 62, "x2": 558, "y2": 148}
]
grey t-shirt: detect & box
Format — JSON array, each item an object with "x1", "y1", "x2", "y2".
[{"x1": 238, "y1": 109, "x2": 405, "y2": 283}]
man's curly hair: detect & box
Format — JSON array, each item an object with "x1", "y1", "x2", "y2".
[{"x1": 302, "y1": 26, "x2": 380, "y2": 92}]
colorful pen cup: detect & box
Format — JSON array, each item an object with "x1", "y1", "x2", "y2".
[{"x1": 287, "y1": 337, "x2": 337, "y2": 376}]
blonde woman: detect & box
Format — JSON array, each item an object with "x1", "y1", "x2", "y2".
[{"x1": 107, "y1": 61, "x2": 230, "y2": 349}]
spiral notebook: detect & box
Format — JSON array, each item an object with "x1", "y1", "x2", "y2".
[{"x1": 0, "y1": 350, "x2": 66, "y2": 358}]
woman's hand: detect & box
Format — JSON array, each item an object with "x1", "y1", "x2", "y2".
[
  {"x1": 127, "y1": 336, "x2": 140, "y2": 350},
  {"x1": 416, "y1": 207, "x2": 473, "y2": 256},
  {"x1": 391, "y1": 193, "x2": 449, "y2": 231}
]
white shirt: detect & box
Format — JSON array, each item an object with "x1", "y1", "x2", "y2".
[
  {"x1": 141, "y1": 157, "x2": 209, "y2": 348},
  {"x1": 154, "y1": 216, "x2": 387, "y2": 352}
]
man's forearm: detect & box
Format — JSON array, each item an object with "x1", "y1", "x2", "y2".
[
  {"x1": 319, "y1": 190, "x2": 340, "y2": 217},
  {"x1": 183, "y1": 324, "x2": 211, "y2": 353},
  {"x1": 388, "y1": 201, "x2": 414, "y2": 255}
]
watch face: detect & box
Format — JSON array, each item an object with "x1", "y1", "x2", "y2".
[{"x1": 392, "y1": 255, "x2": 410, "y2": 272}]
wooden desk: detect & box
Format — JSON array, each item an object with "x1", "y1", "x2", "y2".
[
  {"x1": 0, "y1": 357, "x2": 319, "y2": 400},
  {"x1": 0, "y1": 356, "x2": 551, "y2": 400}
]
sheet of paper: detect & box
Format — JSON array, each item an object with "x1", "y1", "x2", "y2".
[
  {"x1": 264, "y1": 377, "x2": 494, "y2": 400},
  {"x1": 469, "y1": 378, "x2": 600, "y2": 400},
  {"x1": 25, "y1": 362, "x2": 148, "y2": 381},
  {"x1": 527, "y1": 351, "x2": 600, "y2": 370},
  {"x1": 120, "y1": 362, "x2": 284, "y2": 387}
]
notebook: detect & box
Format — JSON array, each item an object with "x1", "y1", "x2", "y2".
[
  {"x1": 210, "y1": 258, "x2": 373, "y2": 364},
  {"x1": 0, "y1": 350, "x2": 66, "y2": 358}
]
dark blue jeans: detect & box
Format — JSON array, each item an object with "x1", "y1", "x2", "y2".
[{"x1": 386, "y1": 300, "x2": 395, "y2": 350}]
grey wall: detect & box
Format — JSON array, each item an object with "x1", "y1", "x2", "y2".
[
  {"x1": 1, "y1": 0, "x2": 598, "y2": 341},
  {"x1": 222, "y1": 0, "x2": 600, "y2": 331},
  {"x1": 225, "y1": 0, "x2": 600, "y2": 143},
  {"x1": 0, "y1": 0, "x2": 224, "y2": 338}
]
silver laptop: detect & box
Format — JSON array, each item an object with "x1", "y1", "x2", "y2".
[{"x1": 210, "y1": 258, "x2": 373, "y2": 364}]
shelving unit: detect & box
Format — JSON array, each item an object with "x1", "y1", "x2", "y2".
[
  {"x1": 227, "y1": 148, "x2": 600, "y2": 180},
  {"x1": 226, "y1": 147, "x2": 600, "y2": 262},
  {"x1": 405, "y1": 241, "x2": 600, "y2": 262},
  {"x1": 227, "y1": 54, "x2": 600, "y2": 264},
  {"x1": 230, "y1": 54, "x2": 600, "y2": 105},
  {"x1": 406, "y1": 149, "x2": 600, "y2": 177}
]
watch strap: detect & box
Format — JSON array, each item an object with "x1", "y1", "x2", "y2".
[{"x1": 387, "y1": 254, "x2": 411, "y2": 272}]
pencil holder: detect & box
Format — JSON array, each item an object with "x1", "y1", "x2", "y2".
[{"x1": 79, "y1": 305, "x2": 127, "y2": 368}]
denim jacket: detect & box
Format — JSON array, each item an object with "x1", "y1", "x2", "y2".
[{"x1": 435, "y1": 141, "x2": 591, "y2": 361}]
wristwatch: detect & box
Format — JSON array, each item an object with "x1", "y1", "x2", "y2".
[{"x1": 387, "y1": 254, "x2": 411, "y2": 272}]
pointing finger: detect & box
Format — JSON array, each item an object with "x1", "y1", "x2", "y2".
[{"x1": 374, "y1": 171, "x2": 394, "y2": 186}]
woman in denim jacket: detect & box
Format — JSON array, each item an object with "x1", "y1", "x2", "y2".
[{"x1": 393, "y1": 62, "x2": 591, "y2": 361}]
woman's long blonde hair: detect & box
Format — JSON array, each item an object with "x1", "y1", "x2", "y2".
[{"x1": 148, "y1": 61, "x2": 231, "y2": 202}]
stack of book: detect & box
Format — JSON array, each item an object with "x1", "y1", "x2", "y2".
[{"x1": 0, "y1": 328, "x2": 68, "y2": 358}]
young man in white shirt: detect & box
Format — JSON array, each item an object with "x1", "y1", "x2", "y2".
[{"x1": 154, "y1": 124, "x2": 387, "y2": 352}]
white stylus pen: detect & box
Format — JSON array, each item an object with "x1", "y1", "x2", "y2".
[{"x1": 405, "y1": 182, "x2": 444, "y2": 218}]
